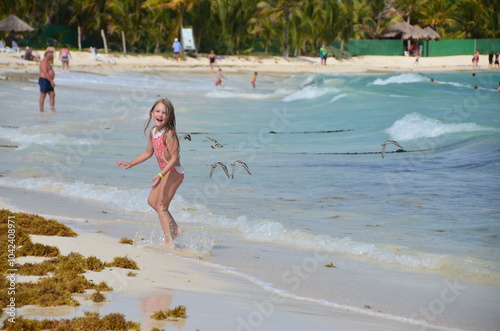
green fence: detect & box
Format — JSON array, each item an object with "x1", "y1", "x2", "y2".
[
  {"x1": 332, "y1": 40, "x2": 404, "y2": 56},
  {"x1": 427, "y1": 39, "x2": 500, "y2": 56},
  {"x1": 336, "y1": 39, "x2": 500, "y2": 57}
]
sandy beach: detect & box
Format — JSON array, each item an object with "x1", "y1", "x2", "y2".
[
  {"x1": 0, "y1": 49, "x2": 492, "y2": 79},
  {"x1": 0, "y1": 196, "x2": 458, "y2": 331}
]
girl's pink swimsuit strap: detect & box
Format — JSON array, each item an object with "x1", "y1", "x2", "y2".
[{"x1": 152, "y1": 128, "x2": 185, "y2": 176}]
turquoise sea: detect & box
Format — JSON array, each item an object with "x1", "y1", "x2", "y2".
[{"x1": 1, "y1": 68, "x2": 499, "y2": 330}]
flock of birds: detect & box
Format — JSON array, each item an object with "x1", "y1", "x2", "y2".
[
  {"x1": 178, "y1": 133, "x2": 405, "y2": 178},
  {"x1": 178, "y1": 134, "x2": 252, "y2": 179}
]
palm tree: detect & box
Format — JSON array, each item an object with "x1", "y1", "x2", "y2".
[
  {"x1": 211, "y1": 0, "x2": 258, "y2": 54},
  {"x1": 70, "y1": 0, "x2": 108, "y2": 49},
  {"x1": 389, "y1": 0, "x2": 428, "y2": 49},
  {"x1": 416, "y1": 0, "x2": 456, "y2": 39},
  {"x1": 106, "y1": 0, "x2": 146, "y2": 52},
  {"x1": 249, "y1": 14, "x2": 278, "y2": 54},
  {"x1": 141, "y1": 0, "x2": 197, "y2": 48},
  {"x1": 454, "y1": 0, "x2": 499, "y2": 38},
  {"x1": 256, "y1": 0, "x2": 304, "y2": 59}
]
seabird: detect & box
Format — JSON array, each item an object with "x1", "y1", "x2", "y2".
[
  {"x1": 381, "y1": 140, "x2": 404, "y2": 158},
  {"x1": 206, "y1": 136, "x2": 223, "y2": 149},
  {"x1": 210, "y1": 162, "x2": 230, "y2": 178},
  {"x1": 178, "y1": 134, "x2": 191, "y2": 141},
  {"x1": 231, "y1": 160, "x2": 251, "y2": 179}
]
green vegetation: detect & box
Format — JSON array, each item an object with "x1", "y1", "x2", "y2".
[
  {"x1": 151, "y1": 305, "x2": 187, "y2": 320},
  {"x1": 1, "y1": 312, "x2": 140, "y2": 331},
  {"x1": 1, "y1": 0, "x2": 498, "y2": 55}
]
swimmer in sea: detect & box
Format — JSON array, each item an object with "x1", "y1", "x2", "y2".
[{"x1": 215, "y1": 68, "x2": 226, "y2": 88}]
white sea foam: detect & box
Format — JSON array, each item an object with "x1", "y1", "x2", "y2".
[
  {"x1": 283, "y1": 86, "x2": 340, "y2": 102},
  {"x1": 1, "y1": 175, "x2": 498, "y2": 282},
  {"x1": 385, "y1": 112, "x2": 495, "y2": 141},
  {"x1": 182, "y1": 215, "x2": 498, "y2": 282},
  {"x1": 371, "y1": 73, "x2": 427, "y2": 86},
  {"x1": 205, "y1": 90, "x2": 278, "y2": 100},
  {"x1": 329, "y1": 93, "x2": 347, "y2": 103},
  {"x1": 274, "y1": 88, "x2": 294, "y2": 95},
  {"x1": 0, "y1": 177, "x2": 151, "y2": 213},
  {"x1": 0, "y1": 127, "x2": 91, "y2": 150}
]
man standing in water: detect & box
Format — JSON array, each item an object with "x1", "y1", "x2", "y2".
[{"x1": 39, "y1": 51, "x2": 56, "y2": 112}]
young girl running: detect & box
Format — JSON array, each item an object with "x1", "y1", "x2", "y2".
[{"x1": 117, "y1": 98, "x2": 184, "y2": 247}]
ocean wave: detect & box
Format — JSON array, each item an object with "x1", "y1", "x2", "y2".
[
  {"x1": 283, "y1": 86, "x2": 340, "y2": 102},
  {"x1": 0, "y1": 127, "x2": 92, "y2": 150},
  {"x1": 371, "y1": 73, "x2": 428, "y2": 86},
  {"x1": 0, "y1": 177, "x2": 151, "y2": 213},
  {"x1": 2, "y1": 175, "x2": 498, "y2": 282},
  {"x1": 205, "y1": 90, "x2": 279, "y2": 100},
  {"x1": 169, "y1": 210, "x2": 500, "y2": 282},
  {"x1": 329, "y1": 93, "x2": 347, "y2": 103},
  {"x1": 385, "y1": 112, "x2": 496, "y2": 141}
]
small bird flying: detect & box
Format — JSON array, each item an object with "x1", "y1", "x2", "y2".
[
  {"x1": 178, "y1": 134, "x2": 191, "y2": 141},
  {"x1": 210, "y1": 162, "x2": 230, "y2": 178},
  {"x1": 381, "y1": 140, "x2": 403, "y2": 158},
  {"x1": 206, "y1": 136, "x2": 223, "y2": 149},
  {"x1": 230, "y1": 160, "x2": 251, "y2": 179}
]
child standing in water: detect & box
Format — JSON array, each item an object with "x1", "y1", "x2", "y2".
[
  {"x1": 215, "y1": 68, "x2": 226, "y2": 88},
  {"x1": 251, "y1": 72, "x2": 258, "y2": 89},
  {"x1": 117, "y1": 98, "x2": 184, "y2": 247}
]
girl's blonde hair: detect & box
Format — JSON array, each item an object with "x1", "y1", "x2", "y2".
[{"x1": 144, "y1": 98, "x2": 179, "y2": 147}]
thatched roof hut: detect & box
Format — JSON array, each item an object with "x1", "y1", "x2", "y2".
[
  {"x1": 403, "y1": 24, "x2": 428, "y2": 40},
  {"x1": 424, "y1": 26, "x2": 441, "y2": 41},
  {"x1": 0, "y1": 15, "x2": 34, "y2": 32},
  {"x1": 380, "y1": 20, "x2": 410, "y2": 39}
]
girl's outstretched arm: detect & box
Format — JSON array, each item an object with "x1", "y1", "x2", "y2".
[{"x1": 116, "y1": 136, "x2": 154, "y2": 169}]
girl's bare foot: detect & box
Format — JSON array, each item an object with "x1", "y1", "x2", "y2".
[{"x1": 171, "y1": 226, "x2": 183, "y2": 240}]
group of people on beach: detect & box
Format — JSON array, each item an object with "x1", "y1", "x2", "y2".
[
  {"x1": 24, "y1": 42, "x2": 72, "y2": 70},
  {"x1": 487, "y1": 51, "x2": 500, "y2": 70},
  {"x1": 207, "y1": 49, "x2": 258, "y2": 89}
]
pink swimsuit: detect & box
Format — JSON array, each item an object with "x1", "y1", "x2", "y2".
[{"x1": 152, "y1": 128, "x2": 185, "y2": 177}]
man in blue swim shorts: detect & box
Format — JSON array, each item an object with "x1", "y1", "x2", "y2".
[{"x1": 39, "y1": 51, "x2": 56, "y2": 112}]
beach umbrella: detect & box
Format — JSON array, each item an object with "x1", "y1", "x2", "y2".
[
  {"x1": 423, "y1": 26, "x2": 441, "y2": 57},
  {"x1": 423, "y1": 26, "x2": 441, "y2": 41},
  {"x1": 0, "y1": 15, "x2": 34, "y2": 32}
]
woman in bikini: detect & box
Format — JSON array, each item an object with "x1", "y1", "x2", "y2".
[
  {"x1": 117, "y1": 98, "x2": 184, "y2": 247},
  {"x1": 208, "y1": 50, "x2": 216, "y2": 72},
  {"x1": 59, "y1": 45, "x2": 72, "y2": 71}
]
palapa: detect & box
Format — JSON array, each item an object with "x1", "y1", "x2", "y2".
[
  {"x1": 0, "y1": 15, "x2": 34, "y2": 32},
  {"x1": 380, "y1": 20, "x2": 410, "y2": 39},
  {"x1": 424, "y1": 26, "x2": 441, "y2": 41},
  {"x1": 403, "y1": 24, "x2": 427, "y2": 40}
]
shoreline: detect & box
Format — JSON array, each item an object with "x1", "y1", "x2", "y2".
[
  {"x1": 1, "y1": 51, "x2": 495, "y2": 80},
  {"x1": 1, "y1": 188, "x2": 499, "y2": 331},
  {"x1": 0, "y1": 197, "x2": 456, "y2": 331},
  {"x1": 1, "y1": 53, "x2": 499, "y2": 330}
]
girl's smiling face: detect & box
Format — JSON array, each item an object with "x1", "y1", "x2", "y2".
[{"x1": 152, "y1": 102, "x2": 167, "y2": 128}]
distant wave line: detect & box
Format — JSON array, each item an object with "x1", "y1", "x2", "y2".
[{"x1": 180, "y1": 130, "x2": 353, "y2": 135}]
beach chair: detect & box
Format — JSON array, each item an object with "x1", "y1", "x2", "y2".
[
  {"x1": 11, "y1": 41, "x2": 20, "y2": 52},
  {"x1": 0, "y1": 41, "x2": 15, "y2": 53},
  {"x1": 0, "y1": 41, "x2": 8, "y2": 53},
  {"x1": 89, "y1": 47, "x2": 116, "y2": 64}
]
